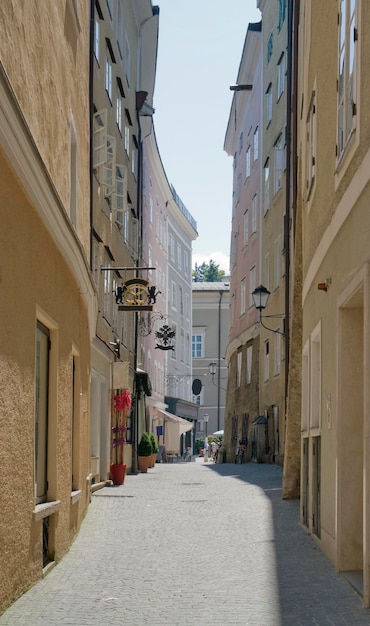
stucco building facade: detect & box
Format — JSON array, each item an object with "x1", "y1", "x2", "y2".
[
  {"x1": 192, "y1": 283, "x2": 230, "y2": 439},
  {"x1": 0, "y1": 0, "x2": 95, "y2": 612},
  {"x1": 297, "y1": 0, "x2": 370, "y2": 606},
  {"x1": 224, "y1": 22, "x2": 262, "y2": 463}
]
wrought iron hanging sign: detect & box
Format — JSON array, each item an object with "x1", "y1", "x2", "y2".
[
  {"x1": 116, "y1": 278, "x2": 161, "y2": 312},
  {"x1": 155, "y1": 324, "x2": 176, "y2": 351}
]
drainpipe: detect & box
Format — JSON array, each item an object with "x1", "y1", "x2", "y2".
[
  {"x1": 217, "y1": 290, "x2": 224, "y2": 431},
  {"x1": 89, "y1": 0, "x2": 94, "y2": 270},
  {"x1": 284, "y1": 0, "x2": 294, "y2": 409}
]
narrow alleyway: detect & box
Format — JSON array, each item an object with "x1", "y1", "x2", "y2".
[{"x1": 1, "y1": 460, "x2": 369, "y2": 626}]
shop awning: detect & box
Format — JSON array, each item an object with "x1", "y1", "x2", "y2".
[{"x1": 156, "y1": 409, "x2": 193, "y2": 435}]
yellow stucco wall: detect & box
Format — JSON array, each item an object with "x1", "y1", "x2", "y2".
[{"x1": 0, "y1": 0, "x2": 92, "y2": 612}]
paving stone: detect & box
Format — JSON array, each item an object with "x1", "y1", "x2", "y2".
[{"x1": 1, "y1": 460, "x2": 370, "y2": 625}]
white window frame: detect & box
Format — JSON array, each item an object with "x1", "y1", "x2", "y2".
[
  {"x1": 277, "y1": 52, "x2": 285, "y2": 100},
  {"x1": 249, "y1": 265, "x2": 256, "y2": 308},
  {"x1": 237, "y1": 351, "x2": 242, "y2": 388},
  {"x1": 113, "y1": 164, "x2": 127, "y2": 225},
  {"x1": 337, "y1": 0, "x2": 357, "y2": 159},
  {"x1": 246, "y1": 345, "x2": 253, "y2": 384},
  {"x1": 253, "y1": 126, "x2": 259, "y2": 161},
  {"x1": 274, "y1": 235, "x2": 282, "y2": 289},
  {"x1": 245, "y1": 146, "x2": 251, "y2": 179},
  {"x1": 274, "y1": 137, "x2": 285, "y2": 195},
  {"x1": 266, "y1": 84, "x2": 272, "y2": 125},
  {"x1": 94, "y1": 16, "x2": 100, "y2": 63},
  {"x1": 243, "y1": 209, "x2": 249, "y2": 247},
  {"x1": 306, "y1": 91, "x2": 317, "y2": 199},
  {"x1": 264, "y1": 339, "x2": 270, "y2": 382},
  {"x1": 240, "y1": 277, "x2": 246, "y2": 316},
  {"x1": 264, "y1": 159, "x2": 270, "y2": 214},
  {"x1": 105, "y1": 51, "x2": 112, "y2": 101},
  {"x1": 274, "y1": 332, "x2": 281, "y2": 376},
  {"x1": 125, "y1": 36, "x2": 131, "y2": 86},
  {"x1": 93, "y1": 109, "x2": 107, "y2": 168},
  {"x1": 116, "y1": 94, "x2": 122, "y2": 133},
  {"x1": 251, "y1": 194, "x2": 257, "y2": 233},
  {"x1": 192, "y1": 331, "x2": 205, "y2": 359}
]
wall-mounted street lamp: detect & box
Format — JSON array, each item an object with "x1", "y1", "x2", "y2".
[{"x1": 251, "y1": 284, "x2": 285, "y2": 337}]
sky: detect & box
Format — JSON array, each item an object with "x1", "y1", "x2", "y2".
[{"x1": 152, "y1": 0, "x2": 262, "y2": 274}]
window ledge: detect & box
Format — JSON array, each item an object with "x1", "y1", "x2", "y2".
[
  {"x1": 71, "y1": 490, "x2": 82, "y2": 505},
  {"x1": 33, "y1": 500, "x2": 61, "y2": 521}
]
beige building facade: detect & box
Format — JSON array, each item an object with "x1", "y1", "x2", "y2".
[
  {"x1": 298, "y1": 0, "x2": 370, "y2": 606},
  {"x1": 0, "y1": 0, "x2": 95, "y2": 612},
  {"x1": 91, "y1": 0, "x2": 159, "y2": 478},
  {"x1": 224, "y1": 22, "x2": 262, "y2": 463}
]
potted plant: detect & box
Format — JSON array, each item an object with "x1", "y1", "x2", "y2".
[
  {"x1": 110, "y1": 389, "x2": 131, "y2": 485},
  {"x1": 149, "y1": 432, "x2": 158, "y2": 468},
  {"x1": 137, "y1": 432, "x2": 152, "y2": 473}
]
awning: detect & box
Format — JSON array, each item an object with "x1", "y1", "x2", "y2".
[{"x1": 155, "y1": 409, "x2": 193, "y2": 435}]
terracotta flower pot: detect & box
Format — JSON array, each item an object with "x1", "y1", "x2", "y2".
[
  {"x1": 138, "y1": 456, "x2": 150, "y2": 473},
  {"x1": 110, "y1": 463, "x2": 127, "y2": 485}
]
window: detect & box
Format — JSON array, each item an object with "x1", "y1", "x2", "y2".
[
  {"x1": 105, "y1": 45, "x2": 113, "y2": 101},
  {"x1": 278, "y1": 0, "x2": 287, "y2": 30},
  {"x1": 253, "y1": 127, "x2": 259, "y2": 161},
  {"x1": 246, "y1": 345, "x2": 253, "y2": 384},
  {"x1": 277, "y1": 52, "x2": 285, "y2": 100},
  {"x1": 93, "y1": 109, "x2": 107, "y2": 168},
  {"x1": 310, "y1": 323, "x2": 321, "y2": 430},
  {"x1": 264, "y1": 252, "x2": 270, "y2": 291},
  {"x1": 274, "y1": 235, "x2": 282, "y2": 289},
  {"x1": 274, "y1": 136, "x2": 285, "y2": 194},
  {"x1": 249, "y1": 265, "x2": 256, "y2": 308},
  {"x1": 70, "y1": 116, "x2": 77, "y2": 228},
  {"x1": 124, "y1": 123, "x2": 130, "y2": 156},
  {"x1": 179, "y1": 284, "x2": 184, "y2": 316},
  {"x1": 116, "y1": 95, "x2": 122, "y2": 133},
  {"x1": 236, "y1": 172, "x2": 242, "y2": 205},
  {"x1": 266, "y1": 84, "x2": 272, "y2": 125},
  {"x1": 169, "y1": 234, "x2": 175, "y2": 260},
  {"x1": 184, "y1": 251, "x2": 189, "y2": 275},
  {"x1": 338, "y1": 0, "x2": 357, "y2": 157},
  {"x1": 267, "y1": 33, "x2": 273, "y2": 62},
  {"x1": 243, "y1": 209, "x2": 249, "y2": 247},
  {"x1": 171, "y1": 281, "x2": 177, "y2": 309},
  {"x1": 177, "y1": 243, "x2": 182, "y2": 268},
  {"x1": 237, "y1": 351, "x2": 242, "y2": 388},
  {"x1": 245, "y1": 146, "x2": 251, "y2": 178},
  {"x1": 117, "y1": 0, "x2": 124, "y2": 58},
  {"x1": 239, "y1": 131, "x2": 243, "y2": 152},
  {"x1": 264, "y1": 159, "x2": 270, "y2": 214},
  {"x1": 274, "y1": 332, "x2": 281, "y2": 375},
  {"x1": 113, "y1": 164, "x2": 127, "y2": 225},
  {"x1": 125, "y1": 36, "x2": 131, "y2": 85},
  {"x1": 192, "y1": 333, "x2": 204, "y2": 358},
  {"x1": 251, "y1": 194, "x2": 257, "y2": 233},
  {"x1": 264, "y1": 340, "x2": 270, "y2": 381},
  {"x1": 306, "y1": 91, "x2": 317, "y2": 198},
  {"x1": 103, "y1": 136, "x2": 116, "y2": 198},
  {"x1": 94, "y1": 15, "x2": 100, "y2": 63},
  {"x1": 240, "y1": 277, "x2": 246, "y2": 316},
  {"x1": 106, "y1": 0, "x2": 113, "y2": 19},
  {"x1": 35, "y1": 322, "x2": 50, "y2": 504},
  {"x1": 180, "y1": 328, "x2": 185, "y2": 363},
  {"x1": 103, "y1": 252, "x2": 112, "y2": 321}
]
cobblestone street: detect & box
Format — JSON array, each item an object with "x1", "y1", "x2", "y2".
[{"x1": 1, "y1": 460, "x2": 370, "y2": 626}]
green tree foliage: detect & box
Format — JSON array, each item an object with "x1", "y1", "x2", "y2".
[{"x1": 192, "y1": 259, "x2": 225, "y2": 282}]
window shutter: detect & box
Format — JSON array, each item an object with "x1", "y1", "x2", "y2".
[
  {"x1": 102, "y1": 135, "x2": 116, "y2": 198},
  {"x1": 93, "y1": 109, "x2": 107, "y2": 168},
  {"x1": 113, "y1": 164, "x2": 127, "y2": 224}
]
